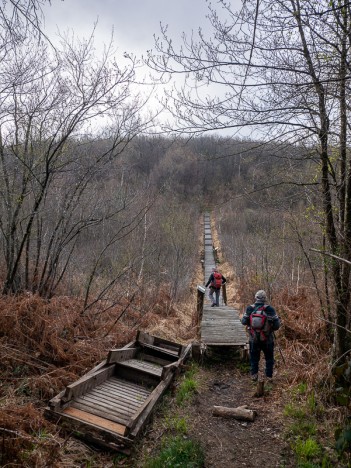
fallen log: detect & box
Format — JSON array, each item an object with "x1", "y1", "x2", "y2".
[{"x1": 212, "y1": 405, "x2": 257, "y2": 421}]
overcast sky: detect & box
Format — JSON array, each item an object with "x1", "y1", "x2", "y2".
[
  {"x1": 42, "y1": 0, "x2": 243, "y2": 135},
  {"x1": 43, "y1": 0, "x2": 242, "y2": 59}
]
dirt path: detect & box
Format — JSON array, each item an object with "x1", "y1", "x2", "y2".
[
  {"x1": 127, "y1": 351, "x2": 295, "y2": 468},
  {"x1": 184, "y1": 359, "x2": 294, "y2": 467},
  {"x1": 126, "y1": 219, "x2": 295, "y2": 467}
]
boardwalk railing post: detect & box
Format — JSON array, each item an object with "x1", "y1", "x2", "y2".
[
  {"x1": 222, "y1": 283, "x2": 227, "y2": 306},
  {"x1": 196, "y1": 285, "x2": 205, "y2": 325}
]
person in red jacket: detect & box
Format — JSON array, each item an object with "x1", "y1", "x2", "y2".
[{"x1": 205, "y1": 267, "x2": 226, "y2": 307}]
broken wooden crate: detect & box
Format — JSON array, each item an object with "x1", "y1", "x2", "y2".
[{"x1": 45, "y1": 331, "x2": 191, "y2": 453}]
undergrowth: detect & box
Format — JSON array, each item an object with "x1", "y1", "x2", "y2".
[
  {"x1": 0, "y1": 290, "x2": 193, "y2": 466},
  {"x1": 236, "y1": 282, "x2": 351, "y2": 467},
  {"x1": 143, "y1": 435, "x2": 205, "y2": 468},
  {"x1": 141, "y1": 362, "x2": 205, "y2": 468},
  {"x1": 175, "y1": 363, "x2": 199, "y2": 405},
  {"x1": 283, "y1": 382, "x2": 343, "y2": 467}
]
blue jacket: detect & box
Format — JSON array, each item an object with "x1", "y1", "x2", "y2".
[{"x1": 241, "y1": 301, "x2": 280, "y2": 342}]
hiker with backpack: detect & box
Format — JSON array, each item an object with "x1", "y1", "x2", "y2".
[
  {"x1": 241, "y1": 290, "x2": 281, "y2": 381},
  {"x1": 205, "y1": 267, "x2": 226, "y2": 307}
]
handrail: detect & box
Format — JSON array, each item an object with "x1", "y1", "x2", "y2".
[
  {"x1": 196, "y1": 285, "x2": 205, "y2": 325},
  {"x1": 222, "y1": 283, "x2": 227, "y2": 306}
]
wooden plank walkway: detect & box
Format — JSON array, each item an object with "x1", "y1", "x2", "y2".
[
  {"x1": 201, "y1": 213, "x2": 248, "y2": 347},
  {"x1": 45, "y1": 332, "x2": 192, "y2": 453}
]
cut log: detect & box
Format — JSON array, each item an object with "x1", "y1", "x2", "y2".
[{"x1": 212, "y1": 405, "x2": 257, "y2": 421}]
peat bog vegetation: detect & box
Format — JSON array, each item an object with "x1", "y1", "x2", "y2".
[{"x1": 1, "y1": 1, "x2": 351, "y2": 466}]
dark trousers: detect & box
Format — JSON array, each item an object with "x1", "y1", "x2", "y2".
[
  {"x1": 249, "y1": 339, "x2": 275, "y2": 377},
  {"x1": 209, "y1": 287, "x2": 220, "y2": 306}
]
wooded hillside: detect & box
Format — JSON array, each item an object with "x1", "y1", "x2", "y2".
[{"x1": 0, "y1": 1, "x2": 351, "y2": 466}]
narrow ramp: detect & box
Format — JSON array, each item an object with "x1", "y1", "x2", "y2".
[
  {"x1": 201, "y1": 213, "x2": 248, "y2": 348},
  {"x1": 201, "y1": 305, "x2": 247, "y2": 346}
]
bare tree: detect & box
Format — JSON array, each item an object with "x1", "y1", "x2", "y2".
[
  {"x1": 0, "y1": 5, "x2": 152, "y2": 296},
  {"x1": 148, "y1": 0, "x2": 351, "y2": 363}
]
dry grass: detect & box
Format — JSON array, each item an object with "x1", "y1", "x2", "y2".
[
  {"x1": 0, "y1": 284, "x2": 198, "y2": 466},
  {"x1": 0, "y1": 212, "x2": 344, "y2": 465}
]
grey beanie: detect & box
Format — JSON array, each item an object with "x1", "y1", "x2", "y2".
[{"x1": 255, "y1": 290, "x2": 267, "y2": 302}]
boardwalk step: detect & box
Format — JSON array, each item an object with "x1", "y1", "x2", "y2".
[{"x1": 200, "y1": 212, "x2": 248, "y2": 350}]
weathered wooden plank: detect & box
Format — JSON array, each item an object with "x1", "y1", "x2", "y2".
[
  {"x1": 201, "y1": 321, "x2": 245, "y2": 327},
  {"x1": 201, "y1": 329, "x2": 246, "y2": 335},
  {"x1": 202, "y1": 342, "x2": 247, "y2": 346},
  {"x1": 74, "y1": 393, "x2": 136, "y2": 417},
  {"x1": 202, "y1": 308, "x2": 241, "y2": 314},
  {"x1": 127, "y1": 372, "x2": 174, "y2": 434},
  {"x1": 201, "y1": 327, "x2": 245, "y2": 330},
  {"x1": 202, "y1": 333, "x2": 246, "y2": 338},
  {"x1": 62, "y1": 364, "x2": 116, "y2": 402},
  {"x1": 115, "y1": 364, "x2": 160, "y2": 387},
  {"x1": 137, "y1": 351, "x2": 174, "y2": 367},
  {"x1": 48, "y1": 359, "x2": 109, "y2": 410},
  {"x1": 100, "y1": 382, "x2": 149, "y2": 404},
  {"x1": 202, "y1": 336, "x2": 247, "y2": 341},
  {"x1": 202, "y1": 332, "x2": 245, "y2": 336},
  {"x1": 139, "y1": 343, "x2": 180, "y2": 360},
  {"x1": 73, "y1": 391, "x2": 135, "y2": 417},
  {"x1": 106, "y1": 377, "x2": 152, "y2": 396},
  {"x1": 202, "y1": 341, "x2": 247, "y2": 346},
  {"x1": 98, "y1": 390, "x2": 145, "y2": 408},
  {"x1": 96, "y1": 379, "x2": 151, "y2": 400},
  {"x1": 107, "y1": 348, "x2": 137, "y2": 364},
  {"x1": 46, "y1": 332, "x2": 190, "y2": 454},
  {"x1": 201, "y1": 318, "x2": 245, "y2": 324},
  {"x1": 201, "y1": 323, "x2": 246, "y2": 328},
  {"x1": 201, "y1": 330, "x2": 245, "y2": 334},
  {"x1": 71, "y1": 401, "x2": 130, "y2": 425},
  {"x1": 136, "y1": 331, "x2": 182, "y2": 355},
  {"x1": 201, "y1": 319, "x2": 242, "y2": 323},
  {"x1": 201, "y1": 333, "x2": 246, "y2": 339},
  {"x1": 136, "y1": 331, "x2": 154, "y2": 345},
  {"x1": 201, "y1": 322, "x2": 243, "y2": 326},
  {"x1": 63, "y1": 407, "x2": 127, "y2": 435},
  {"x1": 119, "y1": 359, "x2": 163, "y2": 377},
  {"x1": 202, "y1": 318, "x2": 242, "y2": 322},
  {"x1": 45, "y1": 406, "x2": 132, "y2": 454},
  {"x1": 201, "y1": 332, "x2": 246, "y2": 336},
  {"x1": 84, "y1": 387, "x2": 142, "y2": 410},
  {"x1": 161, "y1": 342, "x2": 192, "y2": 379},
  {"x1": 153, "y1": 340, "x2": 181, "y2": 355},
  {"x1": 202, "y1": 327, "x2": 244, "y2": 330},
  {"x1": 202, "y1": 334, "x2": 247, "y2": 340}
]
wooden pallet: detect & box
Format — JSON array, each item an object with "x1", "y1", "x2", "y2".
[{"x1": 45, "y1": 331, "x2": 191, "y2": 453}]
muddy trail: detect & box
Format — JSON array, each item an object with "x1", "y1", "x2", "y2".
[{"x1": 126, "y1": 349, "x2": 295, "y2": 468}]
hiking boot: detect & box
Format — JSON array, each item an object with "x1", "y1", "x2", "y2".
[
  {"x1": 211, "y1": 303, "x2": 216, "y2": 307},
  {"x1": 251, "y1": 373, "x2": 258, "y2": 381}
]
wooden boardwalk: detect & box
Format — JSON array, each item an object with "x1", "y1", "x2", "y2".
[
  {"x1": 201, "y1": 213, "x2": 248, "y2": 347},
  {"x1": 45, "y1": 332, "x2": 191, "y2": 453},
  {"x1": 44, "y1": 214, "x2": 249, "y2": 454}
]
